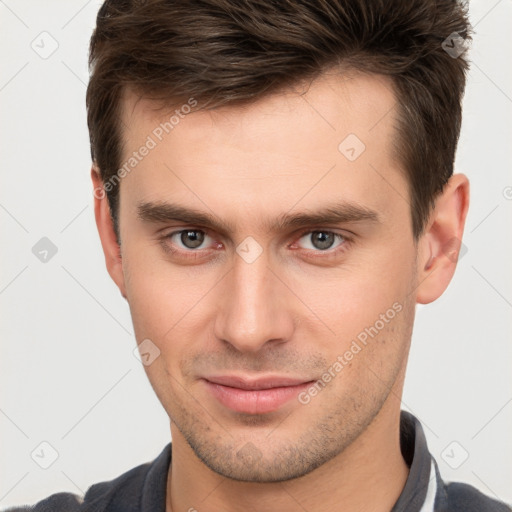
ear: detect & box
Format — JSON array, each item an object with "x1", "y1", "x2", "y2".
[
  {"x1": 91, "y1": 167, "x2": 127, "y2": 299},
  {"x1": 415, "y1": 173, "x2": 470, "y2": 304}
]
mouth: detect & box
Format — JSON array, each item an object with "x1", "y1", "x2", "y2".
[{"x1": 202, "y1": 375, "x2": 315, "y2": 414}]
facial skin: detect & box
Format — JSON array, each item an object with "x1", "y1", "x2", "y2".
[{"x1": 92, "y1": 70, "x2": 469, "y2": 512}]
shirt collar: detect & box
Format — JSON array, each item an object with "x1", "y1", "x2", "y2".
[
  {"x1": 391, "y1": 410, "x2": 435, "y2": 512},
  {"x1": 140, "y1": 410, "x2": 436, "y2": 512}
]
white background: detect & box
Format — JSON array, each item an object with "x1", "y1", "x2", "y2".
[{"x1": 1, "y1": 0, "x2": 511, "y2": 508}]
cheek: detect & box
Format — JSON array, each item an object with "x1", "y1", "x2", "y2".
[
  {"x1": 122, "y1": 247, "x2": 220, "y2": 357},
  {"x1": 310, "y1": 249, "x2": 414, "y2": 347},
  {"x1": 122, "y1": 248, "x2": 180, "y2": 341},
  {"x1": 321, "y1": 296, "x2": 414, "y2": 405}
]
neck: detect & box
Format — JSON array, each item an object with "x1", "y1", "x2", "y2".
[{"x1": 165, "y1": 396, "x2": 409, "y2": 512}]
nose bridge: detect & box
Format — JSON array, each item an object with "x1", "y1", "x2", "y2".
[{"x1": 214, "y1": 246, "x2": 292, "y2": 352}]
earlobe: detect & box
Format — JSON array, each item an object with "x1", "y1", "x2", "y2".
[
  {"x1": 91, "y1": 167, "x2": 127, "y2": 299},
  {"x1": 415, "y1": 174, "x2": 470, "y2": 305}
]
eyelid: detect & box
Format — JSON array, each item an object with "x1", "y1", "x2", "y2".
[
  {"x1": 294, "y1": 227, "x2": 352, "y2": 240},
  {"x1": 290, "y1": 228, "x2": 351, "y2": 251},
  {"x1": 165, "y1": 228, "x2": 219, "y2": 250}
]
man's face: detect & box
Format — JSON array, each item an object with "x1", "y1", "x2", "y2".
[{"x1": 115, "y1": 71, "x2": 419, "y2": 482}]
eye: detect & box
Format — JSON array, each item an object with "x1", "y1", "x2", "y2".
[
  {"x1": 167, "y1": 229, "x2": 213, "y2": 250},
  {"x1": 159, "y1": 228, "x2": 350, "y2": 261},
  {"x1": 296, "y1": 230, "x2": 347, "y2": 252}
]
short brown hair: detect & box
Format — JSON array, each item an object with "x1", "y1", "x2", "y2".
[{"x1": 86, "y1": 0, "x2": 472, "y2": 241}]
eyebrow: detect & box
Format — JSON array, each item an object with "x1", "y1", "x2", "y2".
[{"x1": 137, "y1": 200, "x2": 380, "y2": 234}]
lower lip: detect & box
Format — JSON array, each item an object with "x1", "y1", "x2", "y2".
[{"x1": 203, "y1": 380, "x2": 313, "y2": 414}]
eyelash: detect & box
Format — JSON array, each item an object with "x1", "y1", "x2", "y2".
[{"x1": 159, "y1": 228, "x2": 352, "y2": 261}]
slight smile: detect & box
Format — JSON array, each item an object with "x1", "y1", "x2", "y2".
[{"x1": 202, "y1": 375, "x2": 316, "y2": 414}]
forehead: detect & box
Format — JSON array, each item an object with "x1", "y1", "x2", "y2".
[
  {"x1": 117, "y1": 71, "x2": 408, "y2": 235},
  {"x1": 120, "y1": 70, "x2": 397, "y2": 148}
]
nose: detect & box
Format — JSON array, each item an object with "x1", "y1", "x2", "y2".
[{"x1": 213, "y1": 247, "x2": 295, "y2": 353}]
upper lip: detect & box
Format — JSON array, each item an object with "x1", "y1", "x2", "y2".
[{"x1": 203, "y1": 375, "x2": 313, "y2": 390}]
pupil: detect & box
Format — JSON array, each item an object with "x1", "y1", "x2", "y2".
[
  {"x1": 182, "y1": 230, "x2": 204, "y2": 249},
  {"x1": 313, "y1": 231, "x2": 334, "y2": 250}
]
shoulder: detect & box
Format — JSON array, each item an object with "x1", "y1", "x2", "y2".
[
  {"x1": 6, "y1": 444, "x2": 172, "y2": 512},
  {"x1": 5, "y1": 456, "x2": 157, "y2": 512},
  {"x1": 440, "y1": 481, "x2": 512, "y2": 511},
  {"x1": 2, "y1": 492, "x2": 83, "y2": 511},
  {"x1": 428, "y1": 448, "x2": 511, "y2": 512}
]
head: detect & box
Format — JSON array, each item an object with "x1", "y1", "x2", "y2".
[{"x1": 88, "y1": 0, "x2": 471, "y2": 482}]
